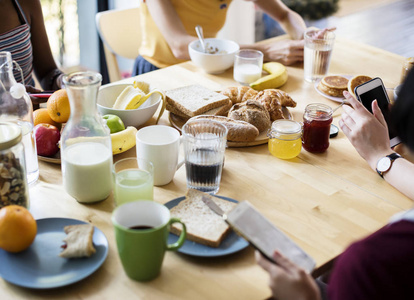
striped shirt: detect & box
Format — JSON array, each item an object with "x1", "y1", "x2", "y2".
[{"x1": 0, "y1": 0, "x2": 34, "y2": 86}]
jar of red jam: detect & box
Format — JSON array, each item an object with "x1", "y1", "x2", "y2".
[{"x1": 302, "y1": 103, "x2": 333, "y2": 153}]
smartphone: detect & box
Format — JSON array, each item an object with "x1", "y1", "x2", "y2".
[
  {"x1": 354, "y1": 77, "x2": 401, "y2": 147},
  {"x1": 226, "y1": 201, "x2": 315, "y2": 273}
]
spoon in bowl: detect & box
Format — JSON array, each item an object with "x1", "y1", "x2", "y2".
[{"x1": 195, "y1": 25, "x2": 207, "y2": 53}]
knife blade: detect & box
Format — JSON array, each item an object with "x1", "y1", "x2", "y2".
[{"x1": 201, "y1": 194, "x2": 227, "y2": 219}]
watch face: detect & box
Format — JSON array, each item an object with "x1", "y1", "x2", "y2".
[{"x1": 377, "y1": 157, "x2": 392, "y2": 172}]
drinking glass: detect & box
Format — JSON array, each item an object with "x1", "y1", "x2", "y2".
[
  {"x1": 182, "y1": 119, "x2": 228, "y2": 194},
  {"x1": 233, "y1": 50, "x2": 263, "y2": 85},
  {"x1": 112, "y1": 157, "x2": 154, "y2": 206},
  {"x1": 304, "y1": 29, "x2": 335, "y2": 83}
]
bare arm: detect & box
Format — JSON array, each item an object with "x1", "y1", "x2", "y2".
[
  {"x1": 24, "y1": 0, "x2": 63, "y2": 90},
  {"x1": 252, "y1": 0, "x2": 306, "y2": 40},
  {"x1": 146, "y1": 0, "x2": 197, "y2": 60},
  {"x1": 339, "y1": 91, "x2": 414, "y2": 200}
]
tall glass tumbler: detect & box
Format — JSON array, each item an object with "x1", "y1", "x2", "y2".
[
  {"x1": 182, "y1": 119, "x2": 228, "y2": 194},
  {"x1": 304, "y1": 29, "x2": 335, "y2": 83}
]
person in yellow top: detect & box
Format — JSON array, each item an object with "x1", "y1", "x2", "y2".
[{"x1": 133, "y1": 0, "x2": 307, "y2": 75}]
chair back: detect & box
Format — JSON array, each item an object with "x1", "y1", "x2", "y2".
[{"x1": 96, "y1": 7, "x2": 141, "y2": 82}]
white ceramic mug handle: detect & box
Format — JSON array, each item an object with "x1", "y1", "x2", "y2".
[{"x1": 176, "y1": 136, "x2": 185, "y2": 170}]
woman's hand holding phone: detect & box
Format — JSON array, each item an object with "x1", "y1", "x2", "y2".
[{"x1": 339, "y1": 91, "x2": 392, "y2": 171}]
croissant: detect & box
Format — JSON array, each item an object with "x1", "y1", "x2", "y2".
[
  {"x1": 260, "y1": 89, "x2": 297, "y2": 108},
  {"x1": 254, "y1": 90, "x2": 284, "y2": 121},
  {"x1": 228, "y1": 100, "x2": 271, "y2": 132},
  {"x1": 220, "y1": 86, "x2": 258, "y2": 104}
]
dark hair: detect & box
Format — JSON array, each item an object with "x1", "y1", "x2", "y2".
[{"x1": 391, "y1": 68, "x2": 414, "y2": 151}]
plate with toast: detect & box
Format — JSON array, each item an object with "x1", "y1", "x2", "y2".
[
  {"x1": 165, "y1": 190, "x2": 249, "y2": 257},
  {"x1": 166, "y1": 85, "x2": 293, "y2": 147},
  {"x1": 0, "y1": 218, "x2": 108, "y2": 289}
]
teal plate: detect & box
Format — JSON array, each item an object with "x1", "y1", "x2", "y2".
[
  {"x1": 165, "y1": 196, "x2": 249, "y2": 257},
  {"x1": 0, "y1": 218, "x2": 108, "y2": 289}
]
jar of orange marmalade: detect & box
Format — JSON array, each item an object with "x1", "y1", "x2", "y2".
[
  {"x1": 302, "y1": 103, "x2": 333, "y2": 153},
  {"x1": 267, "y1": 120, "x2": 302, "y2": 159}
]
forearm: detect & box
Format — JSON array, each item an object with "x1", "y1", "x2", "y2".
[
  {"x1": 253, "y1": 0, "x2": 306, "y2": 40},
  {"x1": 382, "y1": 156, "x2": 414, "y2": 201}
]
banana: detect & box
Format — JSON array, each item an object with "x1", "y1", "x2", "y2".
[
  {"x1": 110, "y1": 126, "x2": 137, "y2": 155},
  {"x1": 250, "y1": 62, "x2": 288, "y2": 91}
]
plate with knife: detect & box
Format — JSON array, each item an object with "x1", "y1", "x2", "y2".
[{"x1": 165, "y1": 194, "x2": 249, "y2": 257}]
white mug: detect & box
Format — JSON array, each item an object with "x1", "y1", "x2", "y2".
[{"x1": 136, "y1": 125, "x2": 184, "y2": 186}]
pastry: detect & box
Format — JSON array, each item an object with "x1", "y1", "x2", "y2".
[
  {"x1": 228, "y1": 100, "x2": 271, "y2": 132},
  {"x1": 220, "y1": 86, "x2": 258, "y2": 104},
  {"x1": 317, "y1": 75, "x2": 349, "y2": 97},
  {"x1": 348, "y1": 75, "x2": 373, "y2": 98},
  {"x1": 59, "y1": 224, "x2": 96, "y2": 258}
]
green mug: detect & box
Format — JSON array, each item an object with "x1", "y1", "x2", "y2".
[{"x1": 112, "y1": 200, "x2": 186, "y2": 281}]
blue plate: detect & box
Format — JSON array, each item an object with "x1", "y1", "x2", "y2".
[
  {"x1": 165, "y1": 196, "x2": 249, "y2": 257},
  {"x1": 0, "y1": 218, "x2": 108, "y2": 289}
]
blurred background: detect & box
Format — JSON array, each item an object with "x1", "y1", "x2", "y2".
[{"x1": 41, "y1": 0, "x2": 412, "y2": 85}]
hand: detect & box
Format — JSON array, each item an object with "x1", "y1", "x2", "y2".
[
  {"x1": 256, "y1": 250, "x2": 320, "y2": 300},
  {"x1": 25, "y1": 85, "x2": 48, "y2": 107},
  {"x1": 310, "y1": 27, "x2": 336, "y2": 39},
  {"x1": 339, "y1": 91, "x2": 392, "y2": 170},
  {"x1": 261, "y1": 39, "x2": 304, "y2": 65}
]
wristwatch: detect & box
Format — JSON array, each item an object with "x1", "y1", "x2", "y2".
[{"x1": 376, "y1": 153, "x2": 402, "y2": 178}]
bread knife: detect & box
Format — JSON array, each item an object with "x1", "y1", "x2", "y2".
[{"x1": 201, "y1": 195, "x2": 227, "y2": 219}]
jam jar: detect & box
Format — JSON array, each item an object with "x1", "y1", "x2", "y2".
[
  {"x1": 268, "y1": 120, "x2": 302, "y2": 159},
  {"x1": 0, "y1": 122, "x2": 29, "y2": 209},
  {"x1": 302, "y1": 103, "x2": 333, "y2": 153}
]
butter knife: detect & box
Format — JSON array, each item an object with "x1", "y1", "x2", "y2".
[{"x1": 201, "y1": 194, "x2": 227, "y2": 220}]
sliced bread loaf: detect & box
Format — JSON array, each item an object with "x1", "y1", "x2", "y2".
[
  {"x1": 166, "y1": 85, "x2": 230, "y2": 117},
  {"x1": 170, "y1": 189, "x2": 236, "y2": 248},
  {"x1": 167, "y1": 99, "x2": 232, "y2": 119}
]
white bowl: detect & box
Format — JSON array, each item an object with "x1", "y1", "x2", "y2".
[
  {"x1": 188, "y1": 38, "x2": 239, "y2": 74},
  {"x1": 97, "y1": 83, "x2": 161, "y2": 128}
]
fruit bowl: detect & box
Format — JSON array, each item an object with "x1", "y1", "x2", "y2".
[
  {"x1": 188, "y1": 38, "x2": 239, "y2": 74},
  {"x1": 97, "y1": 83, "x2": 162, "y2": 128}
]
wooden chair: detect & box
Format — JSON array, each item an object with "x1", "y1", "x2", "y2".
[{"x1": 95, "y1": 7, "x2": 141, "y2": 82}]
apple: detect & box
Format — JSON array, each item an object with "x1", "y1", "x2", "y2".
[
  {"x1": 34, "y1": 124, "x2": 61, "y2": 157},
  {"x1": 103, "y1": 114, "x2": 125, "y2": 134}
]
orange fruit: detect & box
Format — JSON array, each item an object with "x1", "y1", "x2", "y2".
[
  {"x1": 0, "y1": 205, "x2": 37, "y2": 253},
  {"x1": 47, "y1": 89, "x2": 71, "y2": 123},
  {"x1": 33, "y1": 108, "x2": 60, "y2": 128}
]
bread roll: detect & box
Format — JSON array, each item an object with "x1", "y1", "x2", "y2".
[
  {"x1": 220, "y1": 86, "x2": 258, "y2": 104},
  {"x1": 191, "y1": 115, "x2": 259, "y2": 142},
  {"x1": 228, "y1": 100, "x2": 271, "y2": 132}
]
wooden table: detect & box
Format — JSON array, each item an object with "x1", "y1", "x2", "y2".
[{"x1": 2, "y1": 37, "x2": 411, "y2": 299}]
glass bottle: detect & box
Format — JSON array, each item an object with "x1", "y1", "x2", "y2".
[
  {"x1": 0, "y1": 122, "x2": 30, "y2": 209},
  {"x1": 0, "y1": 51, "x2": 39, "y2": 185},
  {"x1": 302, "y1": 103, "x2": 333, "y2": 153},
  {"x1": 60, "y1": 71, "x2": 113, "y2": 203}
]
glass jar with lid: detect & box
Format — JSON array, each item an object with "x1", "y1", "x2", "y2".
[
  {"x1": 302, "y1": 103, "x2": 333, "y2": 153},
  {"x1": 0, "y1": 122, "x2": 29, "y2": 209},
  {"x1": 267, "y1": 119, "x2": 302, "y2": 159}
]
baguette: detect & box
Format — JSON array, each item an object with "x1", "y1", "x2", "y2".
[
  {"x1": 170, "y1": 189, "x2": 236, "y2": 248},
  {"x1": 166, "y1": 85, "x2": 230, "y2": 117},
  {"x1": 191, "y1": 115, "x2": 259, "y2": 142}
]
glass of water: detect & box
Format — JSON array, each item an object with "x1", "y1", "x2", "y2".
[
  {"x1": 182, "y1": 119, "x2": 228, "y2": 194},
  {"x1": 304, "y1": 29, "x2": 336, "y2": 83}
]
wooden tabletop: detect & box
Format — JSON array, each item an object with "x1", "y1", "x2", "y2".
[{"x1": 2, "y1": 37, "x2": 411, "y2": 299}]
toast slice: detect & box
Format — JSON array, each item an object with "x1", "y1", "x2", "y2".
[
  {"x1": 170, "y1": 189, "x2": 236, "y2": 248},
  {"x1": 59, "y1": 224, "x2": 96, "y2": 258},
  {"x1": 167, "y1": 99, "x2": 232, "y2": 119},
  {"x1": 165, "y1": 85, "x2": 230, "y2": 117}
]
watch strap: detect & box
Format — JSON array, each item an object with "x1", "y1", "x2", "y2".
[{"x1": 376, "y1": 153, "x2": 402, "y2": 178}]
